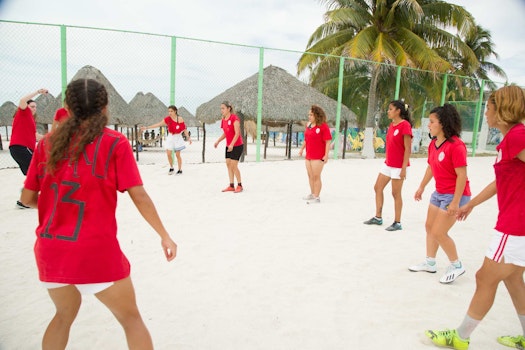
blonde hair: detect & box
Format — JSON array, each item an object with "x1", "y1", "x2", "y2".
[{"x1": 488, "y1": 85, "x2": 525, "y2": 125}]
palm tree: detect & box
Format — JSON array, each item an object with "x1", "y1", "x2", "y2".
[{"x1": 298, "y1": 0, "x2": 478, "y2": 158}]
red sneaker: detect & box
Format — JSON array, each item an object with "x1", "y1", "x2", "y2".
[
  {"x1": 222, "y1": 186, "x2": 235, "y2": 192},
  {"x1": 234, "y1": 185, "x2": 243, "y2": 193}
]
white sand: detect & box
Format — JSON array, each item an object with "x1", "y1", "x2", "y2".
[{"x1": 0, "y1": 153, "x2": 520, "y2": 350}]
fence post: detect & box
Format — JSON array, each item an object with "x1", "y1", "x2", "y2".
[
  {"x1": 471, "y1": 79, "x2": 486, "y2": 157},
  {"x1": 256, "y1": 47, "x2": 264, "y2": 162},
  {"x1": 60, "y1": 25, "x2": 67, "y2": 103}
]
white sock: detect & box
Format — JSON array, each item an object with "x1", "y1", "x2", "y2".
[{"x1": 457, "y1": 314, "x2": 480, "y2": 339}]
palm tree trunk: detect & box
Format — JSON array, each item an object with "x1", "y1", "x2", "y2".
[{"x1": 361, "y1": 64, "x2": 381, "y2": 159}]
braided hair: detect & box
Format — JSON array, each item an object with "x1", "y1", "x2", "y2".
[{"x1": 47, "y1": 79, "x2": 108, "y2": 173}]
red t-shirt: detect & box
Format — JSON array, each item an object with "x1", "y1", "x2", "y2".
[
  {"x1": 221, "y1": 114, "x2": 244, "y2": 146},
  {"x1": 9, "y1": 107, "x2": 36, "y2": 150},
  {"x1": 385, "y1": 119, "x2": 412, "y2": 167},
  {"x1": 24, "y1": 128, "x2": 143, "y2": 284},
  {"x1": 164, "y1": 116, "x2": 186, "y2": 134},
  {"x1": 304, "y1": 123, "x2": 332, "y2": 160},
  {"x1": 53, "y1": 108, "x2": 69, "y2": 122},
  {"x1": 428, "y1": 135, "x2": 471, "y2": 196},
  {"x1": 494, "y1": 123, "x2": 525, "y2": 236}
]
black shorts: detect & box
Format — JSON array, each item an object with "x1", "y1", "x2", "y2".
[
  {"x1": 225, "y1": 144, "x2": 244, "y2": 161},
  {"x1": 9, "y1": 145, "x2": 33, "y2": 175}
]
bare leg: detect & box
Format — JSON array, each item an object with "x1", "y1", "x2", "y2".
[
  {"x1": 305, "y1": 160, "x2": 314, "y2": 194},
  {"x1": 503, "y1": 265, "x2": 525, "y2": 315},
  {"x1": 391, "y1": 178, "x2": 404, "y2": 222},
  {"x1": 230, "y1": 159, "x2": 242, "y2": 184},
  {"x1": 427, "y1": 206, "x2": 459, "y2": 262},
  {"x1": 95, "y1": 277, "x2": 153, "y2": 350},
  {"x1": 467, "y1": 258, "x2": 522, "y2": 320},
  {"x1": 309, "y1": 160, "x2": 325, "y2": 197},
  {"x1": 42, "y1": 285, "x2": 82, "y2": 350},
  {"x1": 165, "y1": 150, "x2": 173, "y2": 168},
  {"x1": 373, "y1": 173, "x2": 390, "y2": 218},
  {"x1": 225, "y1": 159, "x2": 235, "y2": 184},
  {"x1": 175, "y1": 151, "x2": 182, "y2": 171},
  {"x1": 424, "y1": 205, "x2": 443, "y2": 258}
]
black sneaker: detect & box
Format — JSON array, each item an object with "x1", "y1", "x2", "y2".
[
  {"x1": 16, "y1": 200, "x2": 30, "y2": 209},
  {"x1": 168, "y1": 168, "x2": 175, "y2": 175},
  {"x1": 176, "y1": 170, "x2": 182, "y2": 175}
]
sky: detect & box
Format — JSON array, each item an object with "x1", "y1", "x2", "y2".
[{"x1": 0, "y1": 0, "x2": 524, "y2": 107}]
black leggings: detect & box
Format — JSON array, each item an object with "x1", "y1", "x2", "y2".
[{"x1": 9, "y1": 145, "x2": 33, "y2": 175}]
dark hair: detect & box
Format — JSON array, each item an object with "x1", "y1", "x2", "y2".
[
  {"x1": 429, "y1": 103, "x2": 462, "y2": 140},
  {"x1": 47, "y1": 79, "x2": 108, "y2": 173},
  {"x1": 168, "y1": 105, "x2": 178, "y2": 114},
  {"x1": 27, "y1": 99, "x2": 35, "y2": 105},
  {"x1": 310, "y1": 104, "x2": 327, "y2": 125},
  {"x1": 390, "y1": 100, "x2": 413, "y2": 126}
]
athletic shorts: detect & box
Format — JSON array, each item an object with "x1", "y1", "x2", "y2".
[
  {"x1": 430, "y1": 191, "x2": 470, "y2": 210},
  {"x1": 379, "y1": 163, "x2": 407, "y2": 180},
  {"x1": 42, "y1": 282, "x2": 114, "y2": 295},
  {"x1": 225, "y1": 145, "x2": 244, "y2": 161},
  {"x1": 9, "y1": 145, "x2": 33, "y2": 175},
  {"x1": 486, "y1": 231, "x2": 525, "y2": 266},
  {"x1": 165, "y1": 133, "x2": 186, "y2": 151}
]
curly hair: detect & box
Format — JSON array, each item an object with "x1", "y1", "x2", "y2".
[
  {"x1": 488, "y1": 85, "x2": 525, "y2": 125},
  {"x1": 310, "y1": 105, "x2": 327, "y2": 125},
  {"x1": 429, "y1": 104, "x2": 461, "y2": 140},
  {"x1": 47, "y1": 79, "x2": 108, "y2": 173}
]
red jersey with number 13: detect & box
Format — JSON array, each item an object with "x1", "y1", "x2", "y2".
[{"x1": 24, "y1": 128, "x2": 143, "y2": 284}]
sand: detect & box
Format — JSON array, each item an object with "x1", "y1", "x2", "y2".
[{"x1": 0, "y1": 151, "x2": 520, "y2": 350}]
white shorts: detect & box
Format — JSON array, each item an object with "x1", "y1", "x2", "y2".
[
  {"x1": 486, "y1": 231, "x2": 525, "y2": 266},
  {"x1": 379, "y1": 163, "x2": 407, "y2": 180},
  {"x1": 165, "y1": 133, "x2": 186, "y2": 151},
  {"x1": 42, "y1": 282, "x2": 114, "y2": 295}
]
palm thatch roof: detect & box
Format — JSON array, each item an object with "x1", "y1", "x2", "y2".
[
  {"x1": 178, "y1": 106, "x2": 201, "y2": 127},
  {"x1": 0, "y1": 101, "x2": 17, "y2": 127},
  {"x1": 37, "y1": 94, "x2": 62, "y2": 125},
  {"x1": 67, "y1": 65, "x2": 131, "y2": 125},
  {"x1": 128, "y1": 92, "x2": 167, "y2": 126},
  {"x1": 195, "y1": 65, "x2": 358, "y2": 127}
]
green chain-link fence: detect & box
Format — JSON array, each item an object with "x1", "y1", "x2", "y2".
[{"x1": 0, "y1": 20, "x2": 510, "y2": 170}]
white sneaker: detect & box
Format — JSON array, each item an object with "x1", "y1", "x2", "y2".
[
  {"x1": 306, "y1": 197, "x2": 320, "y2": 204},
  {"x1": 408, "y1": 261, "x2": 437, "y2": 273},
  {"x1": 439, "y1": 263, "x2": 465, "y2": 284},
  {"x1": 303, "y1": 194, "x2": 315, "y2": 200}
]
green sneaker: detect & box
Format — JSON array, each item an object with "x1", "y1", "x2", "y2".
[
  {"x1": 497, "y1": 335, "x2": 525, "y2": 349},
  {"x1": 425, "y1": 329, "x2": 469, "y2": 350}
]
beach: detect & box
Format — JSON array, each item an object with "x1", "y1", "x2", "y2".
[{"x1": 0, "y1": 154, "x2": 519, "y2": 350}]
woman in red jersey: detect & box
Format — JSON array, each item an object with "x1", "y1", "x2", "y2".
[
  {"x1": 363, "y1": 100, "x2": 412, "y2": 230},
  {"x1": 51, "y1": 107, "x2": 70, "y2": 132},
  {"x1": 408, "y1": 104, "x2": 470, "y2": 284},
  {"x1": 141, "y1": 105, "x2": 192, "y2": 175},
  {"x1": 10, "y1": 88, "x2": 47, "y2": 208},
  {"x1": 214, "y1": 101, "x2": 244, "y2": 193},
  {"x1": 426, "y1": 86, "x2": 525, "y2": 349},
  {"x1": 298, "y1": 104, "x2": 332, "y2": 204},
  {"x1": 20, "y1": 79, "x2": 177, "y2": 350}
]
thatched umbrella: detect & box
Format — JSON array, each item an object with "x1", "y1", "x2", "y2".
[
  {"x1": 0, "y1": 101, "x2": 17, "y2": 127},
  {"x1": 0, "y1": 101, "x2": 17, "y2": 145},
  {"x1": 195, "y1": 65, "x2": 358, "y2": 126},
  {"x1": 37, "y1": 94, "x2": 62, "y2": 126},
  {"x1": 195, "y1": 65, "x2": 358, "y2": 160},
  {"x1": 66, "y1": 65, "x2": 131, "y2": 126},
  {"x1": 128, "y1": 92, "x2": 167, "y2": 126}
]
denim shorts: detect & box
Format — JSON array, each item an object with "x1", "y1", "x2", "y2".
[{"x1": 430, "y1": 191, "x2": 470, "y2": 210}]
